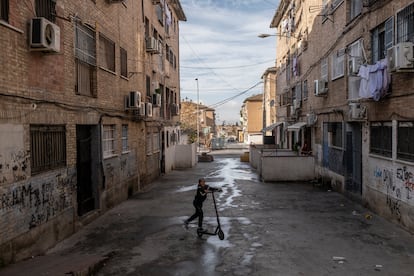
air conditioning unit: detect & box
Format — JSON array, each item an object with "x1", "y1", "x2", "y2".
[
  {"x1": 139, "y1": 104, "x2": 145, "y2": 116},
  {"x1": 29, "y1": 17, "x2": 60, "y2": 53},
  {"x1": 146, "y1": 37, "x2": 160, "y2": 53},
  {"x1": 348, "y1": 57, "x2": 363, "y2": 75},
  {"x1": 129, "y1": 91, "x2": 141, "y2": 109},
  {"x1": 387, "y1": 42, "x2": 414, "y2": 72},
  {"x1": 146, "y1": 102, "x2": 153, "y2": 117},
  {"x1": 349, "y1": 103, "x2": 367, "y2": 120},
  {"x1": 314, "y1": 79, "x2": 328, "y2": 96},
  {"x1": 152, "y1": 93, "x2": 161, "y2": 106}
]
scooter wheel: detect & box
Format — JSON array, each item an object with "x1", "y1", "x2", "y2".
[{"x1": 218, "y1": 229, "x2": 225, "y2": 240}]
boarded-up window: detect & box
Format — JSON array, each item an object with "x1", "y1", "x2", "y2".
[{"x1": 30, "y1": 125, "x2": 66, "y2": 175}]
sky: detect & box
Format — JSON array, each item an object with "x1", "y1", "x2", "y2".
[{"x1": 179, "y1": 0, "x2": 280, "y2": 125}]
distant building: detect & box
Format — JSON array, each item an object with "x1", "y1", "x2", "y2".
[
  {"x1": 240, "y1": 94, "x2": 263, "y2": 144},
  {"x1": 180, "y1": 100, "x2": 216, "y2": 147}
]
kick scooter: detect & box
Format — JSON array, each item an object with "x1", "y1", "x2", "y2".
[{"x1": 197, "y1": 189, "x2": 225, "y2": 240}]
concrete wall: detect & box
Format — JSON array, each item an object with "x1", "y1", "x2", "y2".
[
  {"x1": 261, "y1": 155, "x2": 315, "y2": 182},
  {"x1": 175, "y1": 143, "x2": 196, "y2": 168}
]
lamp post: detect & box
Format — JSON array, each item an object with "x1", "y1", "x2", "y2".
[{"x1": 195, "y1": 78, "x2": 199, "y2": 152}]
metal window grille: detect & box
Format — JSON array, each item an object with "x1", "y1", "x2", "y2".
[
  {"x1": 370, "y1": 122, "x2": 392, "y2": 157},
  {"x1": 75, "y1": 23, "x2": 97, "y2": 96},
  {"x1": 1, "y1": 0, "x2": 9, "y2": 22},
  {"x1": 103, "y1": 125, "x2": 116, "y2": 158},
  {"x1": 35, "y1": 0, "x2": 56, "y2": 22},
  {"x1": 396, "y1": 2, "x2": 414, "y2": 43},
  {"x1": 397, "y1": 122, "x2": 414, "y2": 162},
  {"x1": 122, "y1": 125, "x2": 128, "y2": 152},
  {"x1": 30, "y1": 125, "x2": 66, "y2": 175}
]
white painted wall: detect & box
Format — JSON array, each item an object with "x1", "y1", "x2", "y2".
[{"x1": 175, "y1": 143, "x2": 196, "y2": 168}]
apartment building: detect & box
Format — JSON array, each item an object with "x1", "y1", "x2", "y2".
[
  {"x1": 269, "y1": 0, "x2": 414, "y2": 231},
  {"x1": 261, "y1": 67, "x2": 279, "y2": 143},
  {"x1": 0, "y1": 0, "x2": 185, "y2": 264},
  {"x1": 180, "y1": 100, "x2": 216, "y2": 147},
  {"x1": 240, "y1": 94, "x2": 264, "y2": 144}
]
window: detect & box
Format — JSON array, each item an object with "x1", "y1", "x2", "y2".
[
  {"x1": 396, "y1": 2, "x2": 414, "y2": 43},
  {"x1": 303, "y1": 80, "x2": 308, "y2": 99},
  {"x1": 75, "y1": 22, "x2": 97, "y2": 97},
  {"x1": 120, "y1": 47, "x2": 128, "y2": 78},
  {"x1": 370, "y1": 122, "x2": 392, "y2": 157},
  {"x1": 397, "y1": 122, "x2": 414, "y2": 162},
  {"x1": 328, "y1": 122, "x2": 343, "y2": 148},
  {"x1": 30, "y1": 125, "x2": 66, "y2": 175},
  {"x1": 99, "y1": 34, "x2": 115, "y2": 72},
  {"x1": 103, "y1": 125, "x2": 116, "y2": 158},
  {"x1": 1, "y1": 0, "x2": 9, "y2": 22},
  {"x1": 122, "y1": 125, "x2": 128, "y2": 152},
  {"x1": 348, "y1": 39, "x2": 363, "y2": 72},
  {"x1": 153, "y1": 133, "x2": 160, "y2": 152},
  {"x1": 371, "y1": 18, "x2": 393, "y2": 63},
  {"x1": 332, "y1": 49, "x2": 345, "y2": 80},
  {"x1": 35, "y1": 0, "x2": 56, "y2": 22},
  {"x1": 350, "y1": 0, "x2": 362, "y2": 21},
  {"x1": 146, "y1": 75, "x2": 151, "y2": 97},
  {"x1": 321, "y1": 57, "x2": 328, "y2": 81},
  {"x1": 146, "y1": 132, "x2": 152, "y2": 155}
]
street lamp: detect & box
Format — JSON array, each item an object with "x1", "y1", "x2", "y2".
[{"x1": 195, "y1": 78, "x2": 200, "y2": 152}]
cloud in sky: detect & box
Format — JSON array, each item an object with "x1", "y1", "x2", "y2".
[{"x1": 179, "y1": 0, "x2": 279, "y2": 124}]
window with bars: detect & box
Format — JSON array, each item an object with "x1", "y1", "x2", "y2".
[
  {"x1": 396, "y1": 2, "x2": 414, "y2": 43},
  {"x1": 303, "y1": 80, "x2": 308, "y2": 99},
  {"x1": 35, "y1": 0, "x2": 56, "y2": 22},
  {"x1": 146, "y1": 132, "x2": 152, "y2": 155},
  {"x1": 30, "y1": 125, "x2": 66, "y2": 175},
  {"x1": 370, "y1": 122, "x2": 392, "y2": 157},
  {"x1": 122, "y1": 125, "x2": 128, "y2": 152},
  {"x1": 75, "y1": 22, "x2": 97, "y2": 97},
  {"x1": 153, "y1": 133, "x2": 160, "y2": 152},
  {"x1": 371, "y1": 18, "x2": 394, "y2": 63},
  {"x1": 1, "y1": 0, "x2": 9, "y2": 22},
  {"x1": 328, "y1": 122, "x2": 343, "y2": 148},
  {"x1": 397, "y1": 122, "x2": 414, "y2": 162},
  {"x1": 120, "y1": 47, "x2": 128, "y2": 78},
  {"x1": 99, "y1": 34, "x2": 115, "y2": 72},
  {"x1": 103, "y1": 125, "x2": 116, "y2": 158}
]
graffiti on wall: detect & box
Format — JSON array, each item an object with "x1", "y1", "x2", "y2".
[
  {"x1": 0, "y1": 170, "x2": 76, "y2": 230},
  {"x1": 373, "y1": 165, "x2": 414, "y2": 221},
  {"x1": 0, "y1": 150, "x2": 30, "y2": 184}
]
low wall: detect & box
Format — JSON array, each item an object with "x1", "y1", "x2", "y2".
[
  {"x1": 175, "y1": 143, "x2": 196, "y2": 168},
  {"x1": 261, "y1": 155, "x2": 315, "y2": 182}
]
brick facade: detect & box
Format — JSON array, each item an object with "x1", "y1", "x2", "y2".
[
  {"x1": 0, "y1": 0, "x2": 185, "y2": 264},
  {"x1": 270, "y1": 0, "x2": 414, "y2": 232}
]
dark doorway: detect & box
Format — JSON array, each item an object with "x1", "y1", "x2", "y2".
[
  {"x1": 345, "y1": 124, "x2": 362, "y2": 195},
  {"x1": 76, "y1": 125, "x2": 97, "y2": 216},
  {"x1": 161, "y1": 131, "x2": 165, "y2": 174}
]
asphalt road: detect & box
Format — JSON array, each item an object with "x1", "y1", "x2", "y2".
[{"x1": 3, "y1": 152, "x2": 414, "y2": 276}]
